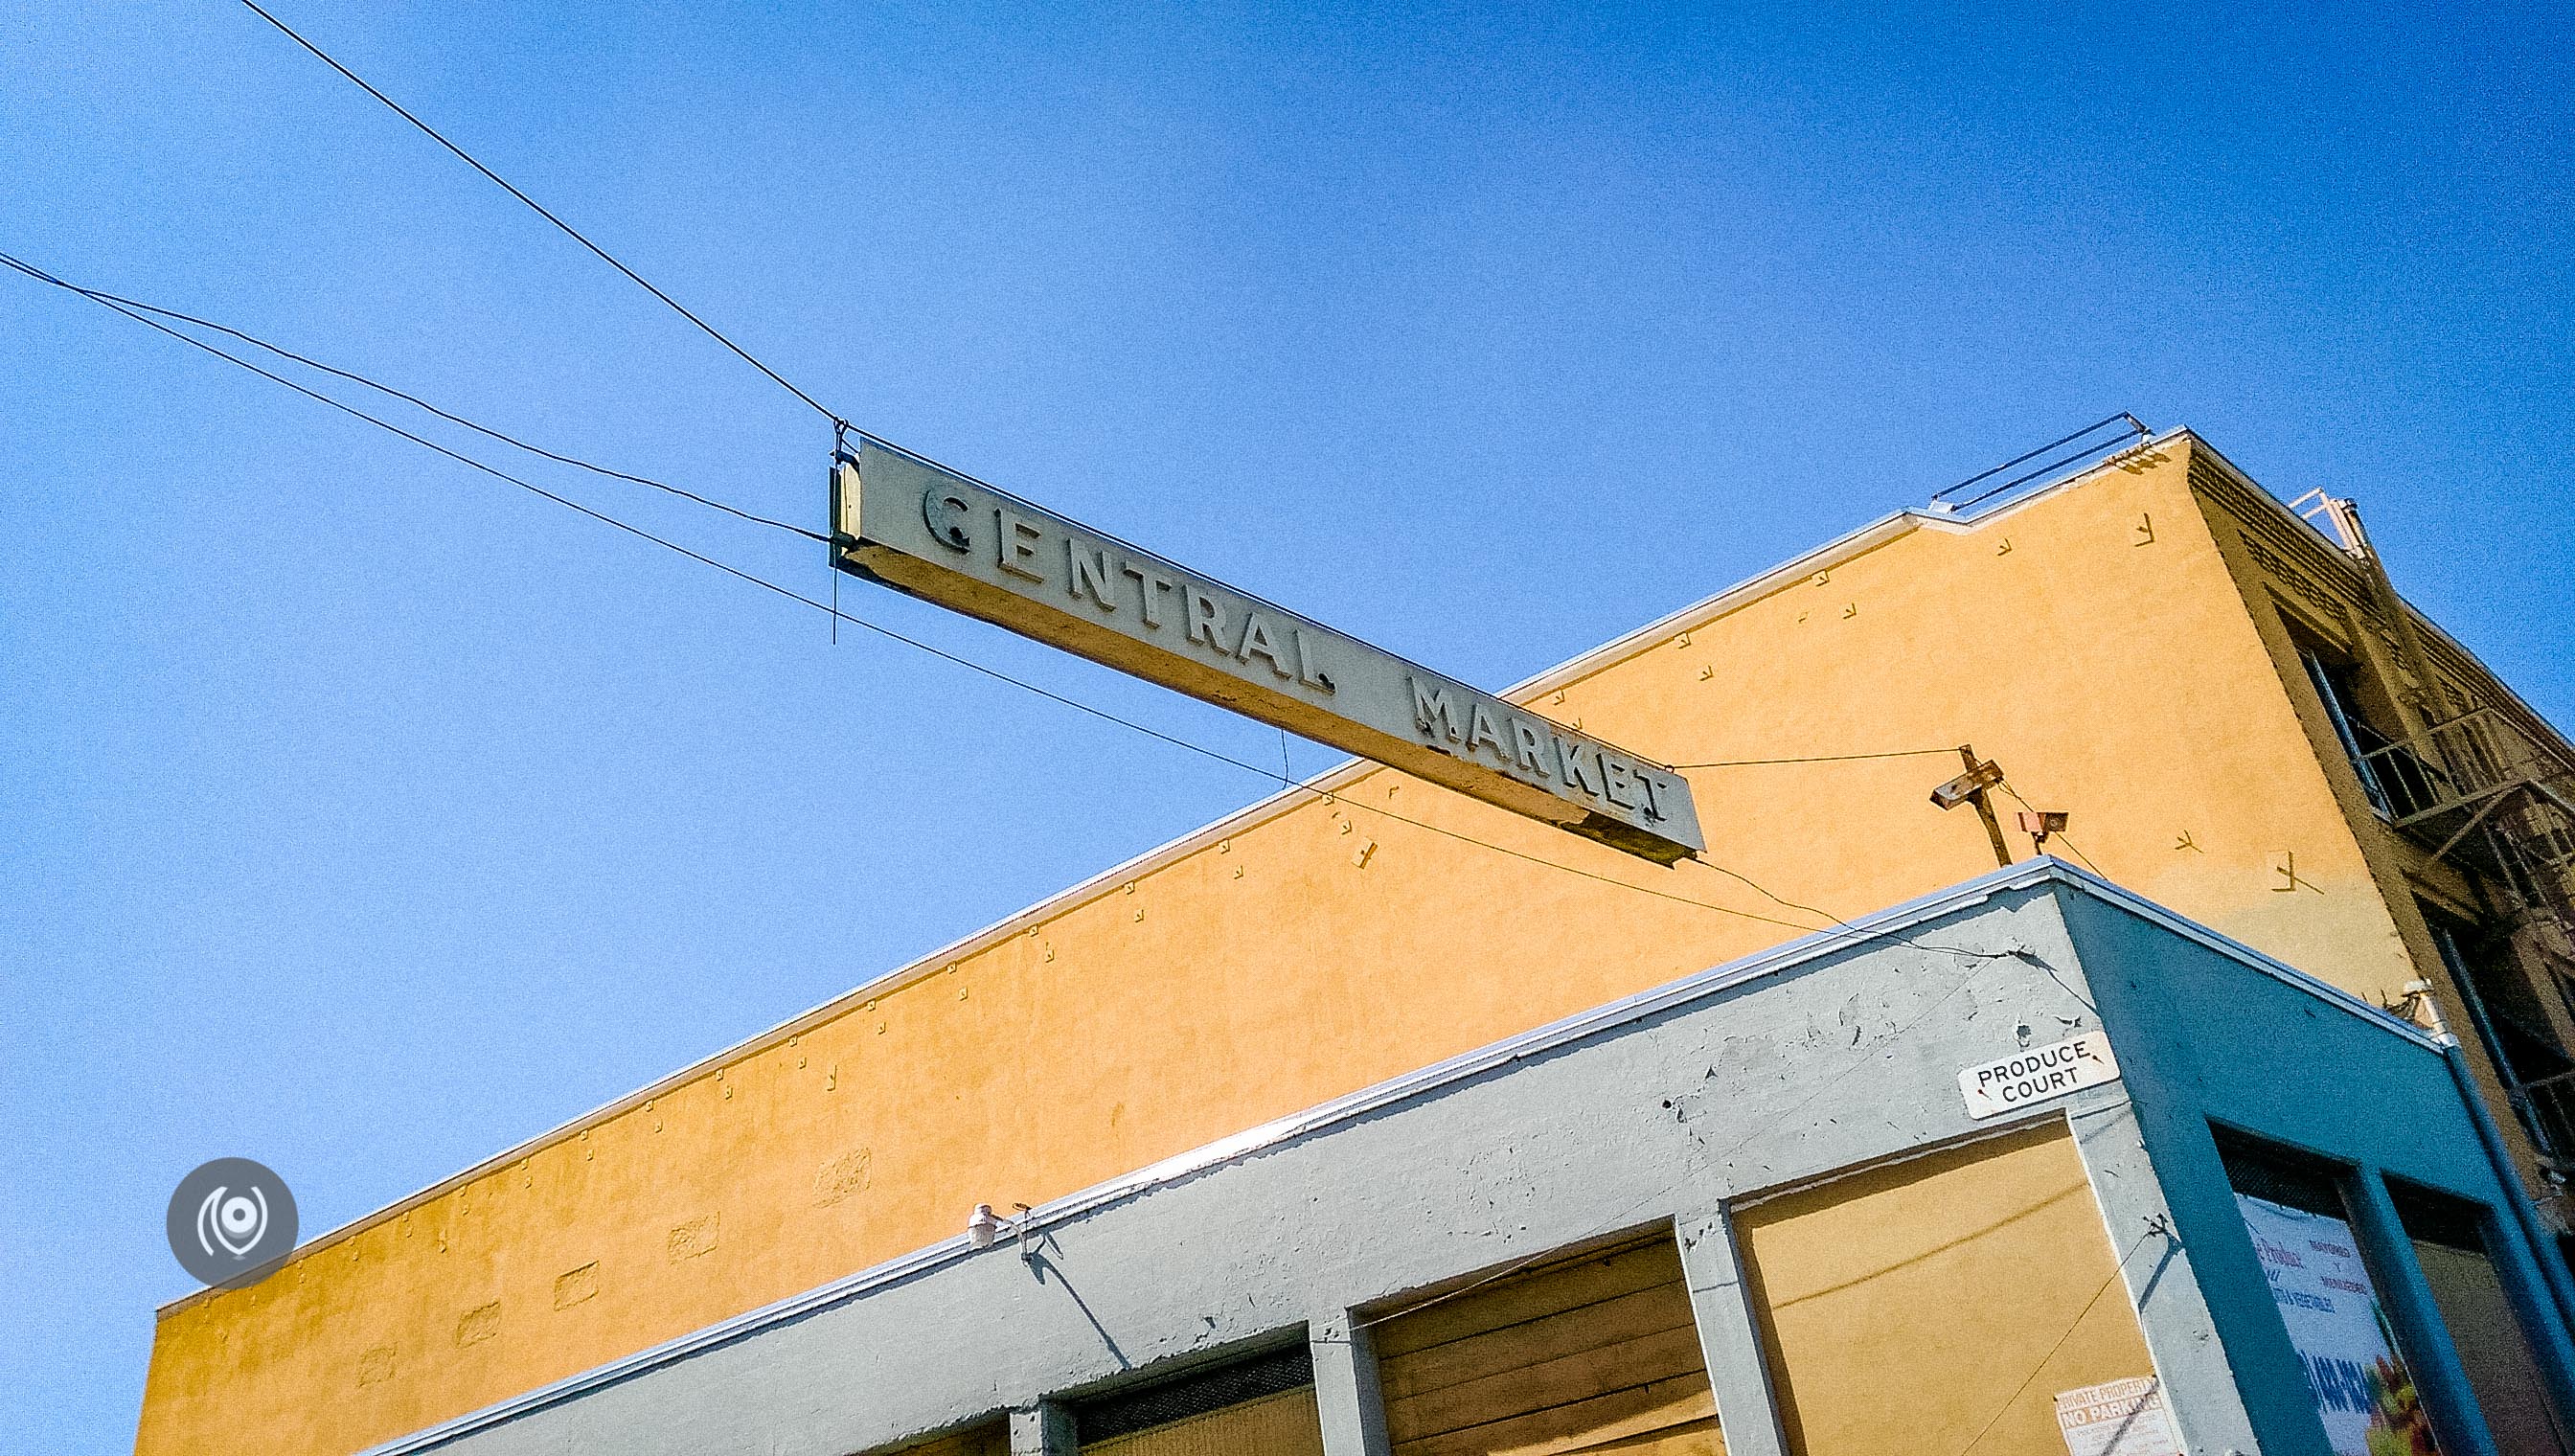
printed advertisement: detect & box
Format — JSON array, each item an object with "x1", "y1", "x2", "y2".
[{"x1": 2236, "y1": 1192, "x2": 2438, "y2": 1456}]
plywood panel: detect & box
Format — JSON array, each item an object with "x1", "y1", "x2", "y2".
[
  {"x1": 2414, "y1": 1240, "x2": 2571, "y2": 1456},
  {"x1": 1736, "y1": 1124, "x2": 2154, "y2": 1456},
  {"x1": 1379, "y1": 1236, "x2": 1721, "y2": 1456}
]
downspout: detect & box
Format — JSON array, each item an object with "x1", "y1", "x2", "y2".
[
  {"x1": 2409, "y1": 936, "x2": 2575, "y2": 1335},
  {"x1": 2310, "y1": 493, "x2": 2450, "y2": 727},
  {"x1": 2439, "y1": 1032, "x2": 2575, "y2": 1333}
]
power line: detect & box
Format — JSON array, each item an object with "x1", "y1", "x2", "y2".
[
  {"x1": 1340, "y1": 799, "x2": 1818, "y2": 936},
  {"x1": 0, "y1": 252, "x2": 825, "y2": 545},
  {"x1": 8, "y1": 252, "x2": 1843, "y2": 941},
  {"x1": 1671, "y1": 749, "x2": 2110, "y2": 976},
  {"x1": 1995, "y1": 777, "x2": 2107, "y2": 879},
  {"x1": 22, "y1": 273, "x2": 1266, "y2": 781},
  {"x1": 1674, "y1": 833, "x2": 2046, "y2": 971},
  {"x1": 1682, "y1": 856, "x2": 1838, "y2": 928},
  {"x1": 237, "y1": 0, "x2": 843, "y2": 428},
  {"x1": 226, "y1": 0, "x2": 1324, "y2": 652},
  {"x1": 209, "y1": 1, "x2": 2098, "y2": 948},
  {"x1": 1952, "y1": 1230, "x2": 2154, "y2": 1456},
  {"x1": 1670, "y1": 748, "x2": 1957, "y2": 768},
  {"x1": 11, "y1": 244, "x2": 2023, "y2": 966}
]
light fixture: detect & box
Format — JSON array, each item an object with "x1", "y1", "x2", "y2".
[
  {"x1": 2016, "y1": 808, "x2": 2068, "y2": 849},
  {"x1": 966, "y1": 1201, "x2": 1042, "y2": 1263},
  {"x1": 1930, "y1": 758, "x2": 2003, "y2": 812}
]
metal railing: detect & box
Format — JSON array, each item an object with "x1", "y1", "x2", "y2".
[
  {"x1": 2516, "y1": 1067, "x2": 2575, "y2": 1167},
  {"x1": 1926, "y1": 414, "x2": 2153, "y2": 516},
  {"x1": 2347, "y1": 709, "x2": 2575, "y2": 922},
  {"x1": 2356, "y1": 707, "x2": 2568, "y2": 824}
]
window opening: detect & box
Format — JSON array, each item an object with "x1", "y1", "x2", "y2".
[
  {"x1": 2305, "y1": 646, "x2": 2397, "y2": 817},
  {"x1": 2388, "y1": 1182, "x2": 2570, "y2": 1455},
  {"x1": 1073, "y1": 1345, "x2": 1321, "y2": 1455},
  {"x1": 2214, "y1": 1127, "x2": 2441, "y2": 1456},
  {"x1": 2425, "y1": 904, "x2": 2575, "y2": 1161}
]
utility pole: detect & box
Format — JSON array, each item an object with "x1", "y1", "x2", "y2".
[{"x1": 1932, "y1": 744, "x2": 2015, "y2": 869}]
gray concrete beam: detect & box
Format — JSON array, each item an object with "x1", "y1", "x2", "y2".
[
  {"x1": 1008, "y1": 1403, "x2": 1075, "y2": 1456},
  {"x1": 1309, "y1": 1313, "x2": 1391, "y2": 1456},
  {"x1": 1675, "y1": 1211, "x2": 1788, "y2": 1456},
  {"x1": 2065, "y1": 1094, "x2": 2265, "y2": 1456}
]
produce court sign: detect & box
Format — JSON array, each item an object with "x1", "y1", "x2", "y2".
[
  {"x1": 1957, "y1": 1032, "x2": 2122, "y2": 1120},
  {"x1": 831, "y1": 442, "x2": 1705, "y2": 863}
]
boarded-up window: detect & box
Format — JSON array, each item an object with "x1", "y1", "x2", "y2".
[
  {"x1": 2396, "y1": 1183, "x2": 2572, "y2": 1456},
  {"x1": 1374, "y1": 1233, "x2": 1722, "y2": 1456},
  {"x1": 1079, "y1": 1346, "x2": 1325, "y2": 1456},
  {"x1": 1736, "y1": 1123, "x2": 2155, "y2": 1456}
]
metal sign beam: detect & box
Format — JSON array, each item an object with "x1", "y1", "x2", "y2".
[{"x1": 830, "y1": 441, "x2": 1705, "y2": 864}]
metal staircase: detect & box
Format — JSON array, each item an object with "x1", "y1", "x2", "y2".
[
  {"x1": 2359, "y1": 708, "x2": 2575, "y2": 937},
  {"x1": 2292, "y1": 489, "x2": 2575, "y2": 1168},
  {"x1": 2359, "y1": 707, "x2": 2575, "y2": 1164}
]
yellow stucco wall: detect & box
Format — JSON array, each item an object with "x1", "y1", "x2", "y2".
[{"x1": 136, "y1": 437, "x2": 2425, "y2": 1456}]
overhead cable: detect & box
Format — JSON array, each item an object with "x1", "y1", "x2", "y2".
[
  {"x1": 0, "y1": 253, "x2": 825, "y2": 545},
  {"x1": 238, "y1": 0, "x2": 844, "y2": 428},
  {"x1": 9, "y1": 255, "x2": 1284, "y2": 782},
  {"x1": 210, "y1": 2, "x2": 2121, "y2": 952},
  {"x1": 227, "y1": 1, "x2": 1312, "y2": 636},
  {"x1": 1681, "y1": 856, "x2": 1845, "y2": 929},
  {"x1": 1995, "y1": 777, "x2": 2108, "y2": 879},
  {"x1": 7, "y1": 252, "x2": 1843, "y2": 942},
  {"x1": 1671, "y1": 747, "x2": 1957, "y2": 768},
  {"x1": 1364, "y1": 937, "x2": 2017, "y2": 1329}
]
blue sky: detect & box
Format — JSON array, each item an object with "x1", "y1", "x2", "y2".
[{"x1": 4, "y1": 2, "x2": 2570, "y2": 1447}]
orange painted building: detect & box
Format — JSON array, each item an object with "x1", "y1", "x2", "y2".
[{"x1": 136, "y1": 429, "x2": 2575, "y2": 1455}]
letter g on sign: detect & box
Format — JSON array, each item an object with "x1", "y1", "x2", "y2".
[{"x1": 923, "y1": 488, "x2": 974, "y2": 551}]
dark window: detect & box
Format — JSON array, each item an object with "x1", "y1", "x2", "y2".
[
  {"x1": 2212, "y1": 1124, "x2": 2347, "y2": 1215},
  {"x1": 1070, "y1": 1344, "x2": 1315, "y2": 1446},
  {"x1": 2304, "y1": 646, "x2": 2397, "y2": 816},
  {"x1": 2425, "y1": 903, "x2": 2575, "y2": 1160}
]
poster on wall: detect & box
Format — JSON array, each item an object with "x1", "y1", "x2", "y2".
[
  {"x1": 2054, "y1": 1376, "x2": 2182, "y2": 1456},
  {"x1": 2235, "y1": 1192, "x2": 2439, "y2": 1456}
]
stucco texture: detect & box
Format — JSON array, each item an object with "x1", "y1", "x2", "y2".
[{"x1": 139, "y1": 440, "x2": 2426, "y2": 1456}]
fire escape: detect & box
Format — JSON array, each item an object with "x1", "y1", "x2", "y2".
[
  {"x1": 2359, "y1": 706, "x2": 2575, "y2": 1154},
  {"x1": 2296, "y1": 492, "x2": 2575, "y2": 1167}
]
